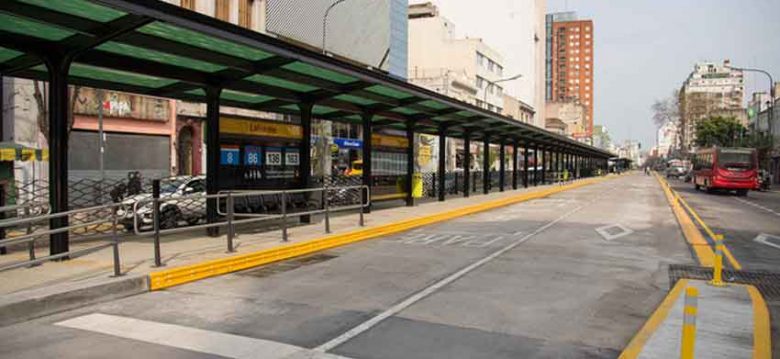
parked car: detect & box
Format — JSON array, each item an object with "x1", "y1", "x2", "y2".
[{"x1": 118, "y1": 176, "x2": 206, "y2": 232}]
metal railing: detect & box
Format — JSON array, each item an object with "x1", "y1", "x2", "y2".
[
  {"x1": 0, "y1": 184, "x2": 369, "y2": 276},
  {"x1": 0, "y1": 201, "x2": 125, "y2": 276},
  {"x1": 131, "y1": 185, "x2": 370, "y2": 267}
]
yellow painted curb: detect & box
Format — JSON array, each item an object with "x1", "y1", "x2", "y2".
[
  {"x1": 618, "y1": 278, "x2": 689, "y2": 359},
  {"x1": 747, "y1": 285, "x2": 772, "y2": 358},
  {"x1": 655, "y1": 174, "x2": 715, "y2": 267},
  {"x1": 148, "y1": 176, "x2": 613, "y2": 290}
]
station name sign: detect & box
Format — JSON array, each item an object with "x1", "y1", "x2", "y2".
[{"x1": 220, "y1": 117, "x2": 302, "y2": 139}]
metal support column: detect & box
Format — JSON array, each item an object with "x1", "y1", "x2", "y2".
[
  {"x1": 463, "y1": 131, "x2": 471, "y2": 198},
  {"x1": 483, "y1": 135, "x2": 490, "y2": 194},
  {"x1": 540, "y1": 148, "x2": 546, "y2": 185},
  {"x1": 523, "y1": 143, "x2": 530, "y2": 188},
  {"x1": 361, "y1": 113, "x2": 373, "y2": 213},
  {"x1": 498, "y1": 138, "x2": 505, "y2": 192},
  {"x1": 298, "y1": 103, "x2": 313, "y2": 223},
  {"x1": 45, "y1": 56, "x2": 73, "y2": 256},
  {"x1": 205, "y1": 87, "x2": 222, "y2": 237},
  {"x1": 533, "y1": 145, "x2": 539, "y2": 186},
  {"x1": 437, "y1": 124, "x2": 447, "y2": 201},
  {"x1": 405, "y1": 120, "x2": 415, "y2": 206},
  {"x1": 512, "y1": 139, "x2": 518, "y2": 190}
]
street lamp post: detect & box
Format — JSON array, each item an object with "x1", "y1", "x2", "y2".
[
  {"x1": 322, "y1": 0, "x2": 351, "y2": 54},
  {"x1": 734, "y1": 67, "x2": 775, "y2": 136},
  {"x1": 482, "y1": 74, "x2": 522, "y2": 111}
]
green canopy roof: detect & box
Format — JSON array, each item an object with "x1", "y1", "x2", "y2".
[{"x1": 0, "y1": 0, "x2": 612, "y2": 157}]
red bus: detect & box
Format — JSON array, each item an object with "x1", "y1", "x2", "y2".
[{"x1": 692, "y1": 147, "x2": 759, "y2": 196}]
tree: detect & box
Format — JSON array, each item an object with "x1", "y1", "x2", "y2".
[
  {"x1": 32, "y1": 80, "x2": 81, "y2": 147},
  {"x1": 651, "y1": 89, "x2": 680, "y2": 128},
  {"x1": 694, "y1": 116, "x2": 744, "y2": 148}
]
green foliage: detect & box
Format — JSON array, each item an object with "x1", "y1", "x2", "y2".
[{"x1": 694, "y1": 116, "x2": 744, "y2": 148}]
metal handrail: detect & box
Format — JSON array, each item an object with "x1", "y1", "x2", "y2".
[{"x1": 0, "y1": 201, "x2": 124, "y2": 276}]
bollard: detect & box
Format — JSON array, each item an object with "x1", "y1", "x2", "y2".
[
  {"x1": 226, "y1": 193, "x2": 235, "y2": 252},
  {"x1": 152, "y1": 179, "x2": 163, "y2": 267},
  {"x1": 281, "y1": 191, "x2": 288, "y2": 242},
  {"x1": 111, "y1": 208, "x2": 122, "y2": 277},
  {"x1": 709, "y1": 234, "x2": 725, "y2": 287},
  {"x1": 323, "y1": 188, "x2": 331, "y2": 234},
  {"x1": 24, "y1": 206, "x2": 38, "y2": 266},
  {"x1": 680, "y1": 286, "x2": 699, "y2": 359}
]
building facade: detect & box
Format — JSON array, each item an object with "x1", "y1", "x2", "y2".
[
  {"x1": 546, "y1": 12, "x2": 594, "y2": 140},
  {"x1": 655, "y1": 120, "x2": 679, "y2": 159},
  {"x1": 545, "y1": 101, "x2": 586, "y2": 139},
  {"x1": 502, "y1": 95, "x2": 535, "y2": 124},
  {"x1": 679, "y1": 60, "x2": 745, "y2": 151},
  {"x1": 408, "y1": 2, "x2": 506, "y2": 113}
]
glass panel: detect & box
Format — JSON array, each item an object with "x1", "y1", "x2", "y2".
[
  {"x1": 392, "y1": 107, "x2": 419, "y2": 115},
  {"x1": 97, "y1": 42, "x2": 226, "y2": 73},
  {"x1": 137, "y1": 22, "x2": 273, "y2": 61},
  {"x1": 365, "y1": 85, "x2": 413, "y2": 99},
  {"x1": 418, "y1": 100, "x2": 448, "y2": 110},
  {"x1": 185, "y1": 89, "x2": 206, "y2": 97},
  {"x1": 19, "y1": 0, "x2": 126, "y2": 23},
  {"x1": 69, "y1": 63, "x2": 178, "y2": 88},
  {"x1": 313, "y1": 105, "x2": 338, "y2": 115},
  {"x1": 0, "y1": 47, "x2": 23, "y2": 63},
  {"x1": 221, "y1": 89, "x2": 273, "y2": 104},
  {"x1": 282, "y1": 62, "x2": 357, "y2": 84},
  {"x1": 333, "y1": 94, "x2": 378, "y2": 106},
  {"x1": 0, "y1": 13, "x2": 75, "y2": 41},
  {"x1": 244, "y1": 74, "x2": 318, "y2": 92}
]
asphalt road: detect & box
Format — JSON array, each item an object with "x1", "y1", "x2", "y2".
[
  {"x1": 0, "y1": 174, "x2": 692, "y2": 359},
  {"x1": 667, "y1": 175, "x2": 780, "y2": 357}
]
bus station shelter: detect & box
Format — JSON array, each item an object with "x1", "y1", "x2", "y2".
[{"x1": 0, "y1": 0, "x2": 613, "y2": 255}]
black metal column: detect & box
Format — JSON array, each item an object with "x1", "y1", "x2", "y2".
[
  {"x1": 45, "y1": 56, "x2": 72, "y2": 256},
  {"x1": 498, "y1": 138, "x2": 505, "y2": 192},
  {"x1": 540, "y1": 148, "x2": 546, "y2": 185},
  {"x1": 463, "y1": 132, "x2": 471, "y2": 198},
  {"x1": 205, "y1": 87, "x2": 222, "y2": 236},
  {"x1": 437, "y1": 125, "x2": 447, "y2": 201},
  {"x1": 512, "y1": 139, "x2": 518, "y2": 190},
  {"x1": 361, "y1": 113, "x2": 373, "y2": 213},
  {"x1": 298, "y1": 103, "x2": 313, "y2": 223},
  {"x1": 533, "y1": 145, "x2": 539, "y2": 186},
  {"x1": 405, "y1": 120, "x2": 415, "y2": 206},
  {"x1": 482, "y1": 136, "x2": 490, "y2": 194},
  {"x1": 523, "y1": 143, "x2": 530, "y2": 188}
]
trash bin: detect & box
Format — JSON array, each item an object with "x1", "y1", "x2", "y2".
[{"x1": 412, "y1": 173, "x2": 423, "y2": 198}]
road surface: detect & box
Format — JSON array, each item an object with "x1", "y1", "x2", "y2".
[{"x1": 0, "y1": 174, "x2": 692, "y2": 359}]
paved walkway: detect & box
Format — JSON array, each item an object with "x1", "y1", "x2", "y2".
[{"x1": 0, "y1": 180, "x2": 573, "y2": 295}]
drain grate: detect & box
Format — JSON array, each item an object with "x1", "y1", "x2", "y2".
[
  {"x1": 238, "y1": 253, "x2": 337, "y2": 278},
  {"x1": 669, "y1": 264, "x2": 780, "y2": 302}
]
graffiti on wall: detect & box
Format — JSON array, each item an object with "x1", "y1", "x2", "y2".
[{"x1": 73, "y1": 88, "x2": 170, "y2": 121}]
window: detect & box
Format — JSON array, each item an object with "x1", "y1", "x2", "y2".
[
  {"x1": 488, "y1": 60, "x2": 495, "y2": 72},
  {"x1": 476, "y1": 52, "x2": 485, "y2": 66},
  {"x1": 239, "y1": 0, "x2": 253, "y2": 28},
  {"x1": 497, "y1": 65, "x2": 503, "y2": 76},
  {"x1": 181, "y1": 0, "x2": 195, "y2": 10},
  {"x1": 585, "y1": 34, "x2": 591, "y2": 39},
  {"x1": 476, "y1": 76, "x2": 484, "y2": 89},
  {"x1": 215, "y1": 0, "x2": 230, "y2": 21}
]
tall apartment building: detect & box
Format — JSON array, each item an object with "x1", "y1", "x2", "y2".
[
  {"x1": 545, "y1": 12, "x2": 594, "y2": 140},
  {"x1": 408, "y1": 2, "x2": 506, "y2": 113},
  {"x1": 678, "y1": 60, "x2": 745, "y2": 151}
]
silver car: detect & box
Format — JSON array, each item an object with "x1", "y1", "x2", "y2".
[{"x1": 118, "y1": 176, "x2": 206, "y2": 232}]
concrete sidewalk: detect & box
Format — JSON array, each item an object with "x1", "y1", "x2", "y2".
[
  {"x1": 0, "y1": 179, "x2": 604, "y2": 326},
  {"x1": 622, "y1": 279, "x2": 769, "y2": 359}
]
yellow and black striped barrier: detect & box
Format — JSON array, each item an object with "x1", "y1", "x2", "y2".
[{"x1": 680, "y1": 286, "x2": 699, "y2": 359}]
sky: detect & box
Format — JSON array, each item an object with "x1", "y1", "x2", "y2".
[{"x1": 410, "y1": 0, "x2": 780, "y2": 150}]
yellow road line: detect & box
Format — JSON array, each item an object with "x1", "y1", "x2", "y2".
[
  {"x1": 672, "y1": 188, "x2": 742, "y2": 270},
  {"x1": 148, "y1": 176, "x2": 614, "y2": 290},
  {"x1": 655, "y1": 174, "x2": 714, "y2": 267},
  {"x1": 746, "y1": 285, "x2": 772, "y2": 358},
  {"x1": 618, "y1": 278, "x2": 689, "y2": 359}
]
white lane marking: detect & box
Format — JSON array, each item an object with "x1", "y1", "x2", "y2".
[
  {"x1": 314, "y1": 199, "x2": 591, "y2": 353},
  {"x1": 56, "y1": 313, "x2": 350, "y2": 359},
  {"x1": 734, "y1": 197, "x2": 780, "y2": 217},
  {"x1": 594, "y1": 224, "x2": 634, "y2": 241},
  {"x1": 753, "y1": 233, "x2": 780, "y2": 251}
]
